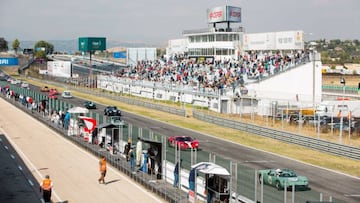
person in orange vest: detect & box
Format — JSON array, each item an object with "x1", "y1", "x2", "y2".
[
  {"x1": 98, "y1": 155, "x2": 107, "y2": 184},
  {"x1": 40, "y1": 175, "x2": 53, "y2": 203}
]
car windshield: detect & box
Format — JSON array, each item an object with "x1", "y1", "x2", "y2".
[
  {"x1": 280, "y1": 170, "x2": 297, "y2": 177},
  {"x1": 108, "y1": 106, "x2": 117, "y2": 110},
  {"x1": 176, "y1": 137, "x2": 193, "y2": 142}
]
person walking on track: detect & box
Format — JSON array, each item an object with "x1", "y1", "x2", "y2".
[
  {"x1": 40, "y1": 175, "x2": 53, "y2": 203},
  {"x1": 98, "y1": 155, "x2": 107, "y2": 184}
]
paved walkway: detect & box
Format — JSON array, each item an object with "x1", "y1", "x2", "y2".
[{"x1": 0, "y1": 97, "x2": 166, "y2": 203}]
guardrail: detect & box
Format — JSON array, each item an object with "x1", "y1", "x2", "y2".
[
  {"x1": 29, "y1": 77, "x2": 187, "y2": 117},
  {"x1": 322, "y1": 85, "x2": 358, "y2": 95},
  {"x1": 0, "y1": 89, "x2": 188, "y2": 203},
  {"x1": 193, "y1": 110, "x2": 360, "y2": 161},
  {"x1": 79, "y1": 87, "x2": 187, "y2": 117},
  {"x1": 1, "y1": 80, "x2": 349, "y2": 203},
  {"x1": 28, "y1": 77, "x2": 360, "y2": 161}
]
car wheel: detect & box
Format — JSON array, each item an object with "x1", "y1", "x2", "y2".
[{"x1": 275, "y1": 181, "x2": 282, "y2": 190}]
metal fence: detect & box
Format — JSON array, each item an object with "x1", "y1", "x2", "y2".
[
  {"x1": 0, "y1": 81, "x2": 347, "y2": 203},
  {"x1": 193, "y1": 110, "x2": 360, "y2": 161}
]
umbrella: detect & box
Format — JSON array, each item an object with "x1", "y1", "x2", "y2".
[{"x1": 67, "y1": 106, "x2": 89, "y2": 114}]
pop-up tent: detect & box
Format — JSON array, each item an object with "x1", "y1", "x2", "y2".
[
  {"x1": 191, "y1": 162, "x2": 230, "y2": 176},
  {"x1": 190, "y1": 162, "x2": 231, "y2": 203},
  {"x1": 68, "y1": 106, "x2": 89, "y2": 114}
]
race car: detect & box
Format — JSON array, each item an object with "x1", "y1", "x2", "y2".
[
  {"x1": 168, "y1": 136, "x2": 199, "y2": 150},
  {"x1": 49, "y1": 88, "x2": 59, "y2": 95},
  {"x1": 48, "y1": 92, "x2": 57, "y2": 99},
  {"x1": 84, "y1": 101, "x2": 97, "y2": 109},
  {"x1": 40, "y1": 86, "x2": 50, "y2": 92},
  {"x1": 104, "y1": 106, "x2": 121, "y2": 116},
  {"x1": 258, "y1": 168, "x2": 309, "y2": 191}
]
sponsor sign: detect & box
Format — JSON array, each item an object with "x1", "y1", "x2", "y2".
[
  {"x1": 188, "y1": 190, "x2": 195, "y2": 203},
  {"x1": 243, "y1": 30, "x2": 304, "y2": 50},
  {"x1": 113, "y1": 52, "x2": 126, "y2": 59},
  {"x1": 275, "y1": 30, "x2": 304, "y2": 50},
  {"x1": 0, "y1": 58, "x2": 19, "y2": 66},
  {"x1": 207, "y1": 6, "x2": 241, "y2": 23},
  {"x1": 46, "y1": 61, "x2": 72, "y2": 78}
]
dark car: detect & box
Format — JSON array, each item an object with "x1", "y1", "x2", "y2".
[
  {"x1": 104, "y1": 106, "x2": 121, "y2": 116},
  {"x1": 84, "y1": 101, "x2": 97, "y2": 109}
]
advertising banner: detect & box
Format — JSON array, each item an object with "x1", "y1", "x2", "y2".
[
  {"x1": 227, "y1": 6, "x2": 241, "y2": 22},
  {"x1": 47, "y1": 61, "x2": 72, "y2": 78},
  {"x1": 208, "y1": 6, "x2": 226, "y2": 23},
  {"x1": 243, "y1": 30, "x2": 304, "y2": 50},
  {"x1": 275, "y1": 30, "x2": 304, "y2": 50},
  {"x1": 0, "y1": 58, "x2": 19, "y2": 66},
  {"x1": 243, "y1": 32, "x2": 275, "y2": 51},
  {"x1": 113, "y1": 52, "x2": 126, "y2": 59},
  {"x1": 207, "y1": 6, "x2": 241, "y2": 23}
]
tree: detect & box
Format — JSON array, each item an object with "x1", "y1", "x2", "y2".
[
  {"x1": 34, "y1": 50, "x2": 47, "y2": 59},
  {"x1": 0, "y1": 38, "x2": 8, "y2": 52},
  {"x1": 34, "y1": 40, "x2": 54, "y2": 55},
  {"x1": 12, "y1": 39, "x2": 20, "y2": 54}
]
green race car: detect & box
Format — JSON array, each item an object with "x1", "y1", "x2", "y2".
[
  {"x1": 84, "y1": 101, "x2": 97, "y2": 109},
  {"x1": 258, "y1": 168, "x2": 309, "y2": 191}
]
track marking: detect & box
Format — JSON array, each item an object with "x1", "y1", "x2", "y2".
[
  {"x1": 0, "y1": 127, "x2": 63, "y2": 202},
  {"x1": 0, "y1": 122, "x2": 164, "y2": 203}
]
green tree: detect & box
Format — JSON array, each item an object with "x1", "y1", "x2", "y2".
[
  {"x1": 12, "y1": 39, "x2": 20, "y2": 54},
  {"x1": 34, "y1": 40, "x2": 54, "y2": 54},
  {"x1": 34, "y1": 50, "x2": 47, "y2": 59},
  {"x1": 353, "y1": 39, "x2": 360, "y2": 46},
  {"x1": 0, "y1": 38, "x2": 8, "y2": 52}
]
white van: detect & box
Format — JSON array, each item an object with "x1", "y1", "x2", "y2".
[{"x1": 62, "y1": 90, "x2": 73, "y2": 98}]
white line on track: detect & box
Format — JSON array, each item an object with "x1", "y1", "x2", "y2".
[
  {"x1": 0, "y1": 127, "x2": 63, "y2": 202},
  {"x1": 0, "y1": 118, "x2": 164, "y2": 202}
]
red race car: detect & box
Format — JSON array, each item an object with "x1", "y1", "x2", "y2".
[
  {"x1": 168, "y1": 136, "x2": 199, "y2": 150},
  {"x1": 49, "y1": 88, "x2": 59, "y2": 95}
]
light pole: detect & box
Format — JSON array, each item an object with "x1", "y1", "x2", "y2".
[
  {"x1": 312, "y1": 50, "x2": 316, "y2": 109},
  {"x1": 308, "y1": 40, "x2": 317, "y2": 109},
  {"x1": 339, "y1": 77, "x2": 346, "y2": 144}
]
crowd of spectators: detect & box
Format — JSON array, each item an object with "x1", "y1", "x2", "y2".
[
  {"x1": 110, "y1": 50, "x2": 311, "y2": 94},
  {"x1": 0, "y1": 85, "x2": 71, "y2": 130}
]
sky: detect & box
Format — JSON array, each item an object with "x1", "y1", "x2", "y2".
[{"x1": 1, "y1": 0, "x2": 359, "y2": 45}]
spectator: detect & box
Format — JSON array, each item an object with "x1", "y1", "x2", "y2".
[{"x1": 173, "y1": 159, "x2": 182, "y2": 188}]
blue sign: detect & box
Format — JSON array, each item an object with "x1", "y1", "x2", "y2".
[
  {"x1": 113, "y1": 52, "x2": 126, "y2": 59},
  {"x1": 0, "y1": 58, "x2": 19, "y2": 66}
]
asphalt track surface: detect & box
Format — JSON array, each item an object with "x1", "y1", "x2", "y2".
[
  {"x1": 2, "y1": 81, "x2": 360, "y2": 203},
  {"x1": 54, "y1": 88, "x2": 360, "y2": 203},
  {"x1": 0, "y1": 97, "x2": 166, "y2": 203}
]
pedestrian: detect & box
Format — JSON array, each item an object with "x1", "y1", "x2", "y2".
[
  {"x1": 64, "y1": 111, "x2": 70, "y2": 130},
  {"x1": 124, "y1": 139, "x2": 132, "y2": 161},
  {"x1": 173, "y1": 159, "x2": 182, "y2": 188},
  {"x1": 188, "y1": 168, "x2": 195, "y2": 192},
  {"x1": 128, "y1": 147, "x2": 136, "y2": 173},
  {"x1": 32, "y1": 100, "x2": 37, "y2": 113},
  {"x1": 98, "y1": 155, "x2": 107, "y2": 184},
  {"x1": 40, "y1": 175, "x2": 53, "y2": 203}
]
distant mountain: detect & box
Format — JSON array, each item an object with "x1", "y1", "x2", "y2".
[{"x1": 18, "y1": 39, "x2": 164, "y2": 53}]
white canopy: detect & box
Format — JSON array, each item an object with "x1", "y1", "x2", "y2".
[
  {"x1": 191, "y1": 162, "x2": 230, "y2": 176},
  {"x1": 67, "y1": 106, "x2": 89, "y2": 114}
]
